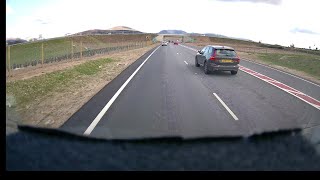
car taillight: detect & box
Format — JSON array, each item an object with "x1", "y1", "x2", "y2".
[
  {"x1": 234, "y1": 56, "x2": 240, "y2": 63},
  {"x1": 209, "y1": 50, "x2": 217, "y2": 61}
]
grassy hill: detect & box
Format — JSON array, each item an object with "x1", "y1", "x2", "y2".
[{"x1": 6, "y1": 34, "x2": 156, "y2": 69}]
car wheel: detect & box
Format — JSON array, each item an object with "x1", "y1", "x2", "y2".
[
  {"x1": 195, "y1": 57, "x2": 200, "y2": 67},
  {"x1": 204, "y1": 61, "x2": 210, "y2": 74},
  {"x1": 231, "y1": 70, "x2": 238, "y2": 75}
]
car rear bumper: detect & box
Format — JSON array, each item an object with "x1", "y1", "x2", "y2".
[{"x1": 208, "y1": 63, "x2": 239, "y2": 71}]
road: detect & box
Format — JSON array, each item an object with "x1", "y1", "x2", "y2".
[{"x1": 61, "y1": 43, "x2": 320, "y2": 140}]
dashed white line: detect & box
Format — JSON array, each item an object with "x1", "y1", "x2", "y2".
[
  {"x1": 180, "y1": 44, "x2": 320, "y2": 88},
  {"x1": 213, "y1": 93, "x2": 239, "y2": 121},
  {"x1": 83, "y1": 45, "x2": 161, "y2": 135},
  {"x1": 184, "y1": 61, "x2": 188, "y2": 65},
  {"x1": 179, "y1": 44, "x2": 320, "y2": 110}
]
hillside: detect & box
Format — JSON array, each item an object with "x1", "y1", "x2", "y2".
[
  {"x1": 159, "y1": 30, "x2": 187, "y2": 34},
  {"x1": 6, "y1": 38, "x2": 28, "y2": 45},
  {"x1": 6, "y1": 33, "x2": 157, "y2": 70},
  {"x1": 73, "y1": 26, "x2": 143, "y2": 35}
]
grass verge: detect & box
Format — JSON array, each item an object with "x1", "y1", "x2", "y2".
[
  {"x1": 6, "y1": 58, "x2": 113, "y2": 108},
  {"x1": 256, "y1": 53, "x2": 320, "y2": 80}
]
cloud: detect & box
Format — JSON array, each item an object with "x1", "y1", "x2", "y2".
[
  {"x1": 6, "y1": 5, "x2": 13, "y2": 14},
  {"x1": 216, "y1": 0, "x2": 282, "y2": 5},
  {"x1": 34, "y1": 18, "x2": 51, "y2": 25},
  {"x1": 290, "y1": 28, "x2": 319, "y2": 35}
]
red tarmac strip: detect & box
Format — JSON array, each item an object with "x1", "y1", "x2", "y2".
[{"x1": 239, "y1": 65, "x2": 320, "y2": 110}]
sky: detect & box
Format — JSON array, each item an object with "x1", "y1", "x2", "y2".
[{"x1": 6, "y1": 0, "x2": 320, "y2": 49}]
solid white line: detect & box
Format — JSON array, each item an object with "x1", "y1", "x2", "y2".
[
  {"x1": 240, "y1": 67, "x2": 320, "y2": 110},
  {"x1": 242, "y1": 58, "x2": 320, "y2": 88},
  {"x1": 181, "y1": 44, "x2": 320, "y2": 88},
  {"x1": 180, "y1": 44, "x2": 320, "y2": 110},
  {"x1": 285, "y1": 89, "x2": 304, "y2": 94},
  {"x1": 213, "y1": 93, "x2": 239, "y2": 120},
  {"x1": 83, "y1": 46, "x2": 161, "y2": 135},
  {"x1": 266, "y1": 80, "x2": 279, "y2": 83},
  {"x1": 184, "y1": 61, "x2": 188, "y2": 65},
  {"x1": 179, "y1": 44, "x2": 198, "y2": 52}
]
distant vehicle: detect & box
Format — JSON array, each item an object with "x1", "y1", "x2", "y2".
[
  {"x1": 174, "y1": 41, "x2": 178, "y2": 45},
  {"x1": 161, "y1": 41, "x2": 168, "y2": 46},
  {"x1": 195, "y1": 45, "x2": 240, "y2": 75}
]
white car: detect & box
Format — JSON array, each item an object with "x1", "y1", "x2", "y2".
[{"x1": 161, "y1": 41, "x2": 168, "y2": 46}]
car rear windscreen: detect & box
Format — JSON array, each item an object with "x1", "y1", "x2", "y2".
[{"x1": 216, "y1": 49, "x2": 237, "y2": 57}]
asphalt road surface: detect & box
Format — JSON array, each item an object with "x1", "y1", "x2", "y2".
[{"x1": 61, "y1": 43, "x2": 320, "y2": 140}]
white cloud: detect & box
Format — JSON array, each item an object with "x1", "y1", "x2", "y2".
[
  {"x1": 6, "y1": 5, "x2": 13, "y2": 14},
  {"x1": 5, "y1": 0, "x2": 320, "y2": 48}
]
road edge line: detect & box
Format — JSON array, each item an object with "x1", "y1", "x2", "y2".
[
  {"x1": 180, "y1": 43, "x2": 320, "y2": 88},
  {"x1": 239, "y1": 66, "x2": 320, "y2": 110},
  {"x1": 241, "y1": 58, "x2": 320, "y2": 88},
  {"x1": 83, "y1": 45, "x2": 161, "y2": 135}
]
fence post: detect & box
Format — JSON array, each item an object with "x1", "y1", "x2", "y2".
[
  {"x1": 8, "y1": 46, "x2": 11, "y2": 76},
  {"x1": 41, "y1": 43, "x2": 44, "y2": 66},
  {"x1": 80, "y1": 40, "x2": 83, "y2": 59},
  {"x1": 71, "y1": 39, "x2": 74, "y2": 60}
]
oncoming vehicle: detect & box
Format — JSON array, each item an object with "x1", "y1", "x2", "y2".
[{"x1": 195, "y1": 45, "x2": 240, "y2": 75}]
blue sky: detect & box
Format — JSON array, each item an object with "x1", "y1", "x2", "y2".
[{"x1": 6, "y1": 0, "x2": 320, "y2": 49}]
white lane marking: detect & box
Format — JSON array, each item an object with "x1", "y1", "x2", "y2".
[
  {"x1": 184, "y1": 61, "x2": 188, "y2": 65},
  {"x1": 267, "y1": 80, "x2": 279, "y2": 83},
  {"x1": 180, "y1": 44, "x2": 320, "y2": 88},
  {"x1": 241, "y1": 58, "x2": 320, "y2": 88},
  {"x1": 239, "y1": 66, "x2": 320, "y2": 110},
  {"x1": 180, "y1": 44, "x2": 320, "y2": 110},
  {"x1": 213, "y1": 93, "x2": 239, "y2": 121},
  {"x1": 179, "y1": 44, "x2": 198, "y2": 52},
  {"x1": 285, "y1": 90, "x2": 304, "y2": 95},
  {"x1": 83, "y1": 46, "x2": 161, "y2": 135}
]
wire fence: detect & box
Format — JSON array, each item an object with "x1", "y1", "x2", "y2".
[
  {"x1": 235, "y1": 46, "x2": 318, "y2": 55},
  {"x1": 6, "y1": 34, "x2": 154, "y2": 74},
  {"x1": 236, "y1": 47, "x2": 270, "y2": 54}
]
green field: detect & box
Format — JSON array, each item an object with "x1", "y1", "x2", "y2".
[
  {"x1": 7, "y1": 37, "x2": 73, "y2": 67},
  {"x1": 6, "y1": 57, "x2": 113, "y2": 108},
  {"x1": 257, "y1": 53, "x2": 320, "y2": 79},
  {"x1": 6, "y1": 34, "x2": 155, "y2": 69}
]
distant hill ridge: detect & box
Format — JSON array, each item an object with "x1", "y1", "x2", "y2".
[
  {"x1": 73, "y1": 26, "x2": 143, "y2": 35},
  {"x1": 6, "y1": 38, "x2": 28, "y2": 45},
  {"x1": 159, "y1": 30, "x2": 187, "y2": 34},
  {"x1": 159, "y1": 30, "x2": 251, "y2": 41}
]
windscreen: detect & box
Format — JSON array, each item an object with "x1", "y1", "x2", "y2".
[
  {"x1": 215, "y1": 49, "x2": 237, "y2": 57},
  {"x1": 5, "y1": 0, "x2": 320, "y2": 145}
]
